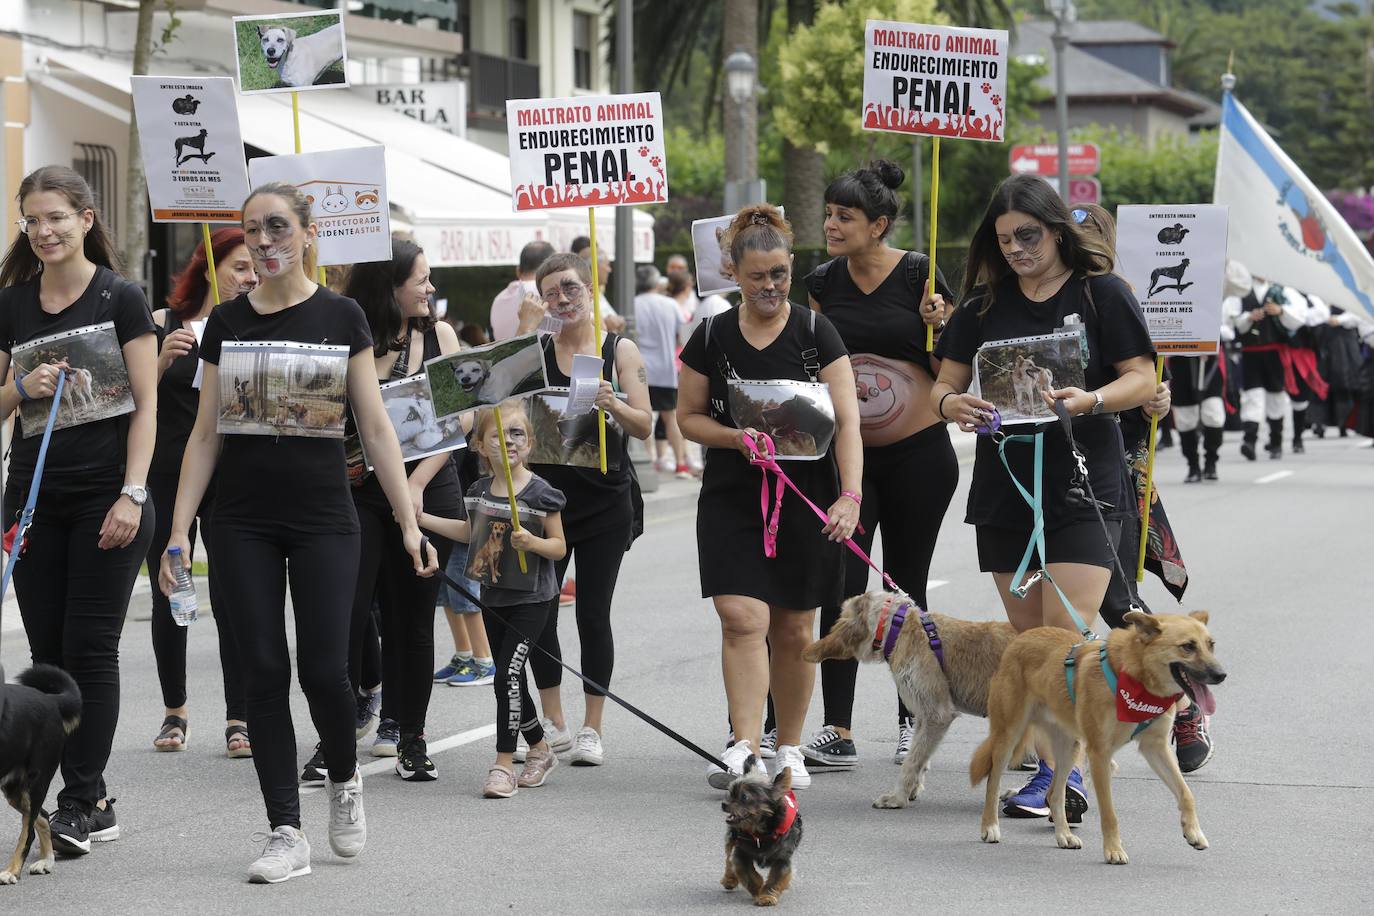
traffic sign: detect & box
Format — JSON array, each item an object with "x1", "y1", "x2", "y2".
[
  {"x1": 1009, "y1": 143, "x2": 1100, "y2": 176},
  {"x1": 1042, "y1": 176, "x2": 1102, "y2": 205}
]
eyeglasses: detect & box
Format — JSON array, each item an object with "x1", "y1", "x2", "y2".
[
  {"x1": 16, "y1": 212, "x2": 80, "y2": 235},
  {"x1": 541, "y1": 280, "x2": 585, "y2": 304}
]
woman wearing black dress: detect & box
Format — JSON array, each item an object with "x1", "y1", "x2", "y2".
[{"x1": 679, "y1": 205, "x2": 863, "y2": 790}]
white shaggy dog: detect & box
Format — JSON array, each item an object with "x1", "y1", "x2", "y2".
[
  {"x1": 385, "y1": 396, "x2": 462, "y2": 453},
  {"x1": 60, "y1": 367, "x2": 95, "y2": 415},
  {"x1": 256, "y1": 23, "x2": 344, "y2": 88}
]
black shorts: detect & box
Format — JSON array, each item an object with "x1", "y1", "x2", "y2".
[
  {"x1": 648, "y1": 386, "x2": 678, "y2": 411},
  {"x1": 976, "y1": 520, "x2": 1122, "y2": 572}
]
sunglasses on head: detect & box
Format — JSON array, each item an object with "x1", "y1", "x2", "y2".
[{"x1": 1071, "y1": 209, "x2": 1088, "y2": 224}]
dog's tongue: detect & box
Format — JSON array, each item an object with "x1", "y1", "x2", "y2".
[{"x1": 1190, "y1": 679, "x2": 1217, "y2": 716}]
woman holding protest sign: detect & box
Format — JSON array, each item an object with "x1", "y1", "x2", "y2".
[
  {"x1": 515, "y1": 251, "x2": 652, "y2": 767},
  {"x1": 0, "y1": 165, "x2": 158, "y2": 855},
  {"x1": 679, "y1": 204, "x2": 863, "y2": 790},
  {"x1": 801, "y1": 159, "x2": 958, "y2": 770},
  {"x1": 931, "y1": 175, "x2": 1156, "y2": 819},
  {"x1": 161, "y1": 182, "x2": 436, "y2": 884},
  {"x1": 145, "y1": 227, "x2": 256, "y2": 758}
]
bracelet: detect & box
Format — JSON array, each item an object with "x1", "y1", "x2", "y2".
[
  {"x1": 937, "y1": 391, "x2": 956, "y2": 420},
  {"x1": 840, "y1": 489, "x2": 862, "y2": 507},
  {"x1": 14, "y1": 373, "x2": 31, "y2": 402}
]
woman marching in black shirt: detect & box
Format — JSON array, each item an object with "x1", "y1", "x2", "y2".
[
  {"x1": 161, "y1": 183, "x2": 436, "y2": 884},
  {"x1": 0, "y1": 165, "x2": 158, "y2": 854}
]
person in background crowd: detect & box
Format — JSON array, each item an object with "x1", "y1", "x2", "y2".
[
  {"x1": 666, "y1": 253, "x2": 698, "y2": 319},
  {"x1": 635, "y1": 264, "x2": 692, "y2": 478},
  {"x1": 590, "y1": 251, "x2": 627, "y2": 334},
  {"x1": 570, "y1": 236, "x2": 591, "y2": 259},
  {"x1": 0, "y1": 165, "x2": 158, "y2": 854},
  {"x1": 147, "y1": 227, "x2": 255, "y2": 758},
  {"x1": 459, "y1": 322, "x2": 490, "y2": 347},
  {"x1": 1313, "y1": 305, "x2": 1366, "y2": 437},
  {"x1": 490, "y1": 241, "x2": 554, "y2": 341},
  {"x1": 1288, "y1": 292, "x2": 1331, "y2": 453},
  {"x1": 1225, "y1": 272, "x2": 1305, "y2": 460}
]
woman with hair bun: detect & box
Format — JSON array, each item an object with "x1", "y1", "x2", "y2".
[
  {"x1": 679, "y1": 204, "x2": 863, "y2": 790},
  {"x1": 146, "y1": 227, "x2": 256, "y2": 757},
  {"x1": 800, "y1": 159, "x2": 959, "y2": 771}
]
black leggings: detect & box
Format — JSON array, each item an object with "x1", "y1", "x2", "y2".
[
  {"x1": 7, "y1": 478, "x2": 153, "y2": 811},
  {"x1": 209, "y1": 522, "x2": 359, "y2": 829},
  {"x1": 817, "y1": 424, "x2": 959, "y2": 730},
  {"x1": 143, "y1": 471, "x2": 245, "y2": 719},
  {"x1": 348, "y1": 495, "x2": 453, "y2": 735},
  {"x1": 530, "y1": 524, "x2": 626, "y2": 697},
  {"x1": 484, "y1": 600, "x2": 550, "y2": 754}
]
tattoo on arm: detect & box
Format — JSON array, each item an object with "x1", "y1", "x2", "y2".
[{"x1": 637, "y1": 366, "x2": 647, "y2": 385}]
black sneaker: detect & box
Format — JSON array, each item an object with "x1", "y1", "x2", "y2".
[
  {"x1": 799, "y1": 726, "x2": 858, "y2": 768},
  {"x1": 300, "y1": 742, "x2": 327, "y2": 783},
  {"x1": 89, "y1": 798, "x2": 120, "y2": 843},
  {"x1": 50, "y1": 803, "x2": 92, "y2": 856},
  {"x1": 1203, "y1": 462, "x2": 1218, "y2": 481},
  {"x1": 1184, "y1": 466, "x2": 1203, "y2": 484},
  {"x1": 396, "y1": 734, "x2": 437, "y2": 782},
  {"x1": 1172, "y1": 705, "x2": 1214, "y2": 773},
  {"x1": 1240, "y1": 442, "x2": 1256, "y2": 461}
]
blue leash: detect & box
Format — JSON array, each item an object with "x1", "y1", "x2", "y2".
[{"x1": 1, "y1": 372, "x2": 66, "y2": 604}]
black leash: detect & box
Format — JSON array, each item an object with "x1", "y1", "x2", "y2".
[{"x1": 421, "y1": 538, "x2": 731, "y2": 772}]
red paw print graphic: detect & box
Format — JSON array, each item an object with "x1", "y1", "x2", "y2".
[
  {"x1": 981, "y1": 82, "x2": 992, "y2": 94},
  {"x1": 991, "y1": 94, "x2": 1002, "y2": 107},
  {"x1": 650, "y1": 156, "x2": 662, "y2": 168},
  {"x1": 638, "y1": 146, "x2": 650, "y2": 157}
]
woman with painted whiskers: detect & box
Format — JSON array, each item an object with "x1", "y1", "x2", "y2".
[
  {"x1": 800, "y1": 159, "x2": 959, "y2": 771},
  {"x1": 161, "y1": 182, "x2": 438, "y2": 884},
  {"x1": 146, "y1": 228, "x2": 257, "y2": 758},
  {"x1": 0, "y1": 165, "x2": 158, "y2": 855},
  {"x1": 931, "y1": 174, "x2": 1156, "y2": 820},
  {"x1": 678, "y1": 204, "x2": 863, "y2": 790}
]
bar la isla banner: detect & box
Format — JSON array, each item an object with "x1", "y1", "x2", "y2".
[
  {"x1": 506, "y1": 92, "x2": 668, "y2": 211},
  {"x1": 862, "y1": 20, "x2": 1009, "y2": 142}
]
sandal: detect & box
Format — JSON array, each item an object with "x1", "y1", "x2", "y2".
[
  {"x1": 154, "y1": 715, "x2": 188, "y2": 752},
  {"x1": 225, "y1": 724, "x2": 252, "y2": 759}
]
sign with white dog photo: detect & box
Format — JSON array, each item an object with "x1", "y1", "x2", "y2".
[
  {"x1": 248, "y1": 146, "x2": 390, "y2": 266},
  {"x1": 130, "y1": 76, "x2": 251, "y2": 223},
  {"x1": 973, "y1": 330, "x2": 1084, "y2": 426},
  {"x1": 691, "y1": 207, "x2": 783, "y2": 298},
  {"x1": 424, "y1": 334, "x2": 549, "y2": 421},
  {"x1": 726, "y1": 379, "x2": 836, "y2": 460},
  {"x1": 11, "y1": 323, "x2": 135, "y2": 437},
  {"x1": 463, "y1": 494, "x2": 546, "y2": 592},
  {"x1": 360, "y1": 373, "x2": 468, "y2": 470},
  {"x1": 232, "y1": 10, "x2": 349, "y2": 95},
  {"x1": 216, "y1": 341, "x2": 350, "y2": 438}
]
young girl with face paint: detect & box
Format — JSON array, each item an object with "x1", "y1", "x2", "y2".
[
  {"x1": 0, "y1": 165, "x2": 159, "y2": 855},
  {"x1": 931, "y1": 174, "x2": 1157, "y2": 819},
  {"x1": 513, "y1": 251, "x2": 652, "y2": 766},
  {"x1": 160, "y1": 182, "x2": 438, "y2": 884},
  {"x1": 678, "y1": 204, "x2": 864, "y2": 791},
  {"x1": 146, "y1": 227, "x2": 257, "y2": 758},
  {"x1": 800, "y1": 159, "x2": 960, "y2": 770}
]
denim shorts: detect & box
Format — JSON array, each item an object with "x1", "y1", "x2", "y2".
[{"x1": 437, "y1": 541, "x2": 480, "y2": 613}]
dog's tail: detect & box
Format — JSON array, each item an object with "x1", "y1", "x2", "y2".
[
  {"x1": 970, "y1": 737, "x2": 994, "y2": 787},
  {"x1": 17, "y1": 664, "x2": 82, "y2": 733}
]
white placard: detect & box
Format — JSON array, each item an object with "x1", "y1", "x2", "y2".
[
  {"x1": 1115, "y1": 205, "x2": 1230, "y2": 355},
  {"x1": 563, "y1": 353, "x2": 604, "y2": 416},
  {"x1": 248, "y1": 146, "x2": 390, "y2": 267},
  {"x1": 506, "y1": 92, "x2": 668, "y2": 211},
  {"x1": 690, "y1": 208, "x2": 784, "y2": 298},
  {"x1": 232, "y1": 10, "x2": 349, "y2": 95},
  {"x1": 130, "y1": 76, "x2": 251, "y2": 223},
  {"x1": 862, "y1": 20, "x2": 1008, "y2": 142}
]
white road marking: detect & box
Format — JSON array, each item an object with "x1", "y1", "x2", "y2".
[
  {"x1": 300, "y1": 723, "x2": 497, "y2": 794},
  {"x1": 1255, "y1": 470, "x2": 1294, "y2": 485}
]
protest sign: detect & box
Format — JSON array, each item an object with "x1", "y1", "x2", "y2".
[
  {"x1": 130, "y1": 77, "x2": 250, "y2": 222},
  {"x1": 862, "y1": 20, "x2": 1009, "y2": 142},
  {"x1": 506, "y1": 92, "x2": 668, "y2": 211},
  {"x1": 424, "y1": 334, "x2": 549, "y2": 421},
  {"x1": 691, "y1": 207, "x2": 784, "y2": 298},
  {"x1": 1115, "y1": 205, "x2": 1230, "y2": 355},
  {"x1": 248, "y1": 146, "x2": 389, "y2": 266},
  {"x1": 232, "y1": 10, "x2": 348, "y2": 95}
]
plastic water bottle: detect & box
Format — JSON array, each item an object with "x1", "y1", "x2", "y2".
[{"x1": 167, "y1": 547, "x2": 198, "y2": 626}]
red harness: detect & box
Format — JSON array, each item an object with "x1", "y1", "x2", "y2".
[{"x1": 739, "y1": 791, "x2": 799, "y2": 846}]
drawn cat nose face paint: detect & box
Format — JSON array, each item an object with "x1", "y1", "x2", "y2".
[
  {"x1": 995, "y1": 210, "x2": 1051, "y2": 276},
  {"x1": 243, "y1": 195, "x2": 307, "y2": 279}
]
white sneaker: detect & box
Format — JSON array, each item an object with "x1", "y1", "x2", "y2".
[
  {"x1": 326, "y1": 769, "x2": 366, "y2": 858},
  {"x1": 655, "y1": 456, "x2": 675, "y2": 473},
  {"x1": 772, "y1": 745, "x2": 812, "y2": 789},
  {"x1": 247, "y1": 825, "x2": 311, "y2": 884},
  {"x1": 708, "y1": 739, "x2": 764, "y2": 790},
  {"x1": 569, "y1": 726, "x2": 604, "y2": 766},
  {"x1": 514, "y1": 717, "x2": 572, "y2": 762}
]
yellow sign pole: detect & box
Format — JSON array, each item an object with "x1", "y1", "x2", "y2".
[
  {"x1": 1136, "y1": 354, "x2": 1166, "y2": 581},
  {"x1": 925, "y1": 137, "x2": 941, "y2": 352},
  {"x1": 290, "y1": 90, "x2": 329, "y2": 287},
  {"x1": 492, "y1": 405, "x2": 529, "y2": 574},
  {"x1": 586, "y1": 207, "x2": 608, "y2": 474},
  {"x1": 201, "y1": 223, "x2": 220, "y2": 304}
]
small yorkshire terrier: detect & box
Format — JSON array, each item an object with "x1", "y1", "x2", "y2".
[{"x1": 721, "y1": 760, "x2": 803, "y2": 906}]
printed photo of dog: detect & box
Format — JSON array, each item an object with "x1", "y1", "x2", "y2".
[
  {"x1": 525, "y1": 389, "x2": 625, "y2": 471},
  {"x1": 463, "y1": 497, "x2": 547, "y2": 592},
  {"x1": 971, "y1": 610, "x2": 1225, "y2": 864},
  {"x1": 802, "y1": 592, "x2": 1017, "y2": 809},
  {"x1": 726, "y1": 380, "x2": 835, "y2": 460},
  {"x1": 12, "y1": 322, "x2": 135, "y2": 438},
  {"x1": 233, "y1": 11, "x2": 348, "y2": 94},
  {"x1": 974, "y1": 331, "x2": 1084, "y2": 426},
  {"x1": 1011, "y1": 356, "x2": 1054, "y2": 415},
  {"x1": 356, "y1": 374, "x2": 467, "y2": 470},
  {"x1": 425, "y1": 334, "x2": 549, "y2": 421},
  {"x1": 216, "y1": 342, "x2": 349, "y2": 439},
  {"x1": 692, "y1": 214, "x2": 740, "y2": 297},
  {"x1": 721, "y1": 764, "x2": 802, "y2": 907}
]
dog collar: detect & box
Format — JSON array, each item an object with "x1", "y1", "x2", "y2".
[
  {"x1": 1114, "y1": 669, "x2": 1183, "y2": 724},
  {"x1": 870, "y1": 595, "x2": 896, "y2": 654}
]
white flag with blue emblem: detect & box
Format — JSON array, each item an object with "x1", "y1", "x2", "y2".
[{"x1": 1214, "y1": 92, "x2": 1374, "y2": 322}]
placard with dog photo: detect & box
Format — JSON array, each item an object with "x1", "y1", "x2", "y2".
[
  {"x1": 233, "y1": 10, "x2": 348, "y2": 95},
  {"x1": 692, "y1": 208, "x2": 783, "y2": 297},
  {"x1": 216, "y1": 341, "x2": 350, "y2": 438},
  {"x1": 973, "y1": 330, "x2": 1085, "y2": 426},
  {"x1": 11, "y1": 322, "x2": 135, "y2": 438},
  {"x1": 424, "y1": 334, "x2": 549, "y2": 421},
  {"x1": 526, "y1": 387, "x2": 627, "y2": 470},
  {"x1": 463, "y1": 495, "x2": 547, "y2": 591},
  {"x1": 359, "y1": 373, "x2": 468, "y2": 470},
  {"x1": 726, "y1": 379, "x2": 836, "y2": 460},
  {"x1": 248, "y1": 146, "x2": 390, "y2": 266}
]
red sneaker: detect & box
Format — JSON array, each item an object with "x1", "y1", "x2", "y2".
[{"x1": 559, "y1": 578, "x2": 576, "y2": 607}]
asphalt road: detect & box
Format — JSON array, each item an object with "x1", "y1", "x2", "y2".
[{"x1": 1, "y1": 432, "x2": 1371, "y2": 914}]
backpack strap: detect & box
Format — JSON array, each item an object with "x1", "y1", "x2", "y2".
[
  {"x1": 804, "y1": 258, "x2": 836, "y2": 306},
  {"x1": 801, "y1": 307, "x2": 820, "y2": 382},
  {"x1": 903, "y1": 250, "x2": 932, "y2": 302}
]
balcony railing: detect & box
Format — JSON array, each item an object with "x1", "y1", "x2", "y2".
[{"x1": 467, "y1": 50, "x2": 539, "y2": 116}]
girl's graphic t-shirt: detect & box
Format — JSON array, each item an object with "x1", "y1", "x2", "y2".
[{"x1": 463, "y1": 474, "x2": 565, "y2": 606}]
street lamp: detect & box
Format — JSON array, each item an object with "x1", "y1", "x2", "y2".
[
  {"x1": 725, "y1": 50, "x2": 756, "y2": 106},
  {"x1": 724, "y1": 49, "x2": 758, "y2": 212},
  {"x1": 1046, "y1": 0, "x2": 1076, "y2": 203}
]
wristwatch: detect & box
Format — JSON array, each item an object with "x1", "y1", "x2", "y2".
[
  {"x1": 120, "y1": 484, "x2": 149, "y2": 506},
  {"x1": 1089, "y1": 390, "x2": 1106, "y2": 415}
]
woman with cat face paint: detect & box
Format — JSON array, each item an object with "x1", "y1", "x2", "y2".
[
  {"x1": 679, "y1": 205, "x2": 863, "y2": 791},
  {"x1": 161, "y1": 182, "x2": 437, "y2": 884},
  {"x1": 931, "y1": 174, "x2": 1156, "y2": 819},
  {"x1": 0, "y1": 165, "x2": 157, "y2": 855},
  {"x1": 800, "y1": 159, "x2": 960, "y2": 771}
]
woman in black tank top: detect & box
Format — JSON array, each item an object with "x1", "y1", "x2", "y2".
[
  {"x1": 515, "y1": 252, "x2": 652, "y2": 765},
  {"x1": 144, "y1": 228, "x2": 258, "y2": 757}
]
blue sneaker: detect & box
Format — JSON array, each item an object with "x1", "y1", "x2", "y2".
[
  {"x1": 447, "y1": 659, "x2": 495, "y2": 687},
  {"x1": 433, "y1": 654, "x2": 469, "y2": 682},
  {"x1": 1003, "y1": 760, "x2": 1053, "y2": 818}
]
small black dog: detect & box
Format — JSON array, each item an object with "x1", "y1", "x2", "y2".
[
  {"x1": 721, "y1": 761, "x2": 802, "y2": 907},
  {"x1": 0, "y1": 665, "x2": 81, "y2": 884},
  {"x1": 171, "y1": 94, "x2": 201, "y2": 116}
]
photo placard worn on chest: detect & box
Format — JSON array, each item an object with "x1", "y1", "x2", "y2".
[
  {"x1": 12, "y1": 322, "x2": 134, "y2": 438},
  {"x1": 217, "y1": 341, "x2": 350, "y2": 438},
  {"x1": 526, "y1": 387, "x2": 627, "y2": 470},
  {"x1": 973, "y1": 330, "x2": 1084, "y2": 426},
  {"x1": 464, "y1": 494, "x2": 547, "y2": 591},
  {"x1": 728, "y1": 379, "x2": 836, "y2": 460}
]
